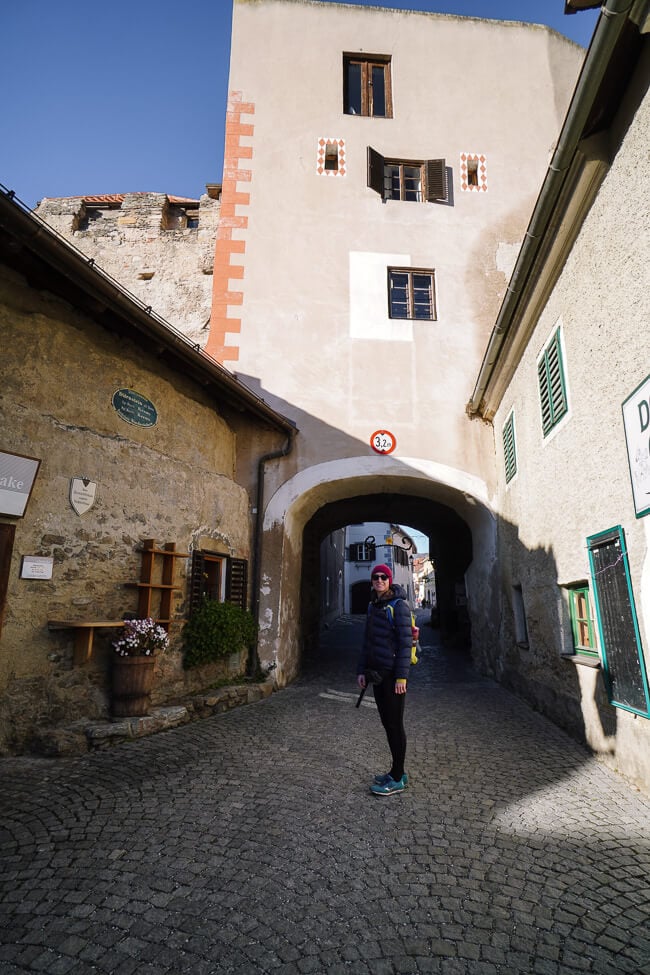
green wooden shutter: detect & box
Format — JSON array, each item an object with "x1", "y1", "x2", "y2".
[
  {"x1": 226, "y1": 558, "x2": 248, "y2": 611},
  {"x1": 425, "y1": 159, "x2": 447, "y2": 202},
  {"x1": 503, "y1": 413, "x2": 517, "y2": 483},
  {"x1": 367, "y1": 146, "x2": 385, "y2": 197},
  {"x1": 538, "y1": 329, "x2": 568, "y2": 436}
]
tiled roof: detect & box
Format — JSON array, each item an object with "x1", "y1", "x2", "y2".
[{"x1": 55, "y1": 193, "x2": 199, "y2": 205}]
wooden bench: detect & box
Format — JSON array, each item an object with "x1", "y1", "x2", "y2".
[{"x1": 47, "y1": 620, "x2": 126, "y2": 666}]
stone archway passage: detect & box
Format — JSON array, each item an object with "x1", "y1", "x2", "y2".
[{"x1": 301, "y1": 492, "x2": 474, "y2": 669}]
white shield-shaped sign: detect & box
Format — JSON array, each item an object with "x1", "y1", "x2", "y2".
[{"x1": 69, "y1": 477, "x2": 97, "y2": 516}]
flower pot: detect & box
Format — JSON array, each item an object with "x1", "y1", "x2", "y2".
[{"x1": 112, "y1": 655, "x2": 156, "y2": 717}]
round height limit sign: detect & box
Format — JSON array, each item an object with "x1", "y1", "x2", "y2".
[{"x1": 370, "y1": 430, "x2": 396, "y2": 454}]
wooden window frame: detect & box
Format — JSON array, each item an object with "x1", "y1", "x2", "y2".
[
  {"x1": 349, "y1": 541, "x2": 376, "y2": 562},
  {"x1": 538, "y1": 328, "x2": 568, "y2": 437},
  {"x1": 343, "y1": 54, "x2": 392, "y2": 118},
  {"x1": 368, "y1": 147, "x2": 447, "y2": 203},
  {"x1": 189, "y1": 551, "x2": 248, "y2": 614},
  {"x1": 568, "y1": 585, "x2": 598, "y2": 656},
  {"x1": 388, "y1": 267, "x2": 437, "y2": 321},
  {"x1": 503, "y1": 411, "x2": 517, "y2": 484}
]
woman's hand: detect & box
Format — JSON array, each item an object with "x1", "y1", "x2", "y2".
[
  {"x1": 394, "y1": 680, "x2": 407, "y2": 695},
  {"x1": 357, "y1": 674, "x2": 366, "y2": 690}
]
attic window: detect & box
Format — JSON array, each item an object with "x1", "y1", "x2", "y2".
[{"x1": 186, "y1": 210, "x2": 199, "y2": 229}]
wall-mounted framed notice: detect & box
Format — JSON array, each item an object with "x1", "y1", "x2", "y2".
[{"x1": 0, "y1": 451, "x2": 41, "y2": 517}]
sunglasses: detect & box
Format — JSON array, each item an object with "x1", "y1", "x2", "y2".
[{"x1": 372, "y1": 573, "x2": 389, "y2": 581}]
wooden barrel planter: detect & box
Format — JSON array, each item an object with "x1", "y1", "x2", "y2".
[{"x1": 111, "y1": 655, "x2": 156, "y2": 717}]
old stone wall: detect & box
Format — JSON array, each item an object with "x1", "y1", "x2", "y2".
[
  {"x1": 35, "y1": 191, "x2": 220, "y2": 347},
  {"x1": 0, "y1": 261, "x2": 256, "y2": 753}
]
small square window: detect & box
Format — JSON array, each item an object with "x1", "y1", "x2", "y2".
[
  {"x1": 388, "y1": 268, "x2": 436, "y2": 321},
  {"x1": 568, "y1": 586, "x2": 598, "y2": 656},
  {"x1": 343, "y1": 54, "x2": 392, "y2": 118}
]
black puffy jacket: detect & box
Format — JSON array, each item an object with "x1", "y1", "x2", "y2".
[{"x1": 357, "y1": 583, "x2": 412, "y2": 681}]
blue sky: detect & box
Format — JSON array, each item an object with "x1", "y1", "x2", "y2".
[{"x1": 3, "y1": 1, "x2": 599, "y2": 210}]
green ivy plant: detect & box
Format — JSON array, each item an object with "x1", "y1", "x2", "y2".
[{"x1": 182, "y1": 599, "x2": 258, "y2": 670}]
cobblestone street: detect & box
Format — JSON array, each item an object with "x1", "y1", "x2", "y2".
[{"x1": 1, "y1": 615, "x2": 649, "y2": 974}]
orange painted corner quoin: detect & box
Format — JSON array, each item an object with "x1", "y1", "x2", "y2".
[{"x1": 206, "y1": 91, "x2": 255, "y2": 365}]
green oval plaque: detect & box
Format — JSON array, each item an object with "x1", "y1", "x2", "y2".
[{"x1": 112, "y1": 388, "x2": 158, "y2": 427}]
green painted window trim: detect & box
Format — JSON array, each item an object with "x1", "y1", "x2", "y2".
[
  {"x1": 503, "y1": 411, "x2": 517, "y2": 483},
  {"x1": 538, "y1": 328, "x2": 568, "y2": 436},
  {"x1": 568, "y1": 586, "x2": 598, "y2": 656},
  {"x1": 587, "y1": 525, "x2": 650, "y2": 718}
]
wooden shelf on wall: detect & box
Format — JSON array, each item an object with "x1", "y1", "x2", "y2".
[{"x1": 124, "y1": 539, "x2": 189, "y2": 631}]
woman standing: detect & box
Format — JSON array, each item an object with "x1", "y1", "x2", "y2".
[{"x1": 357, "y1": 563, "x2": 412, "y2": 796}]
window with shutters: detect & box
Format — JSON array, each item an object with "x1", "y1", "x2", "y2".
[
  {"x1": 568, "y1": 585, "x2": 597, "y2": 657},
  {"x1": 349, "y1": 541, "x2": 376, "y2": 562},
  {"x1": 388, "y1": 268, "x2": 436, "y2": 321},
  {"x1": 368, "y1": 147, "x2": 447, "y2": 203},
  {"x1": 189, "y1": 551, "x2": 248, "y2": 615},
  {"x1": 502, "y1": 411, "x2": 517, "y2": 484},
  {"x1": 343, "y1": 54, "x2": 392, "y2": 117},
  {"x1": 537, "y1": 327, "x2": 568, "y2": 437}
]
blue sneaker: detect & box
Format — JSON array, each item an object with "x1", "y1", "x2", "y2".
[
  {"x1": 370, "y1": 774, "x2": 407, "y2": 796},
  {"x1": 373, "y1": 772, "x2": 409, "y2": 787}
]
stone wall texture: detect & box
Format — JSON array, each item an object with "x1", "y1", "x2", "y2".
[
  {"x1": 35, "y1": 192, "x2": 220, "y2": 347},
  {"x1": 0, "y1": 262, "x2": 261, "y2": 753}
]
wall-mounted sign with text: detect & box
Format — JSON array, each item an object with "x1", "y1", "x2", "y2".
[
  {"x1": 622, "y1": 373, "x2": 650, "y2": 518},
  {"x1": 112, "y1": 388, "x2": 158, "y2": 427},
  {"x1": 370, "y1": 430, "x2": 396, "y2": 454},
  {"x1": 0, "y1": 450, "x2": 41, "y2": 517},
  {"x1": 20, "y1": 555, "x2": 54, "y2": 580},
  {"x1": 70, "y1": 477, "x2": 97, "y2": 516}
]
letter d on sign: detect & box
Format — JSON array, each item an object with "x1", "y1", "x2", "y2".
[{"x1": 639, "y1": 399, "x2": 650, "y2": 432}]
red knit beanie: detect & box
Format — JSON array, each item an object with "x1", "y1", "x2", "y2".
[{"x1": 370, "y1": 564, "x2": 392, "y2": 584}]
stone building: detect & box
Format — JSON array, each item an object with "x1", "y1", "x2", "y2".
[
  {"x1": 467, "y1": 0, "x2": 650, "y2": 789},
  {"x1": 35, "y1": 188, "x2": 221, "y2": 348},
  {"x1": 0, "y1": 190, "x2": 295, "y2": 753}
]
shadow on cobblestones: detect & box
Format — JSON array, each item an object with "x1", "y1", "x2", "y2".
[{"x1": 0, "y1": 615, "x2": 649, "y2": 974}]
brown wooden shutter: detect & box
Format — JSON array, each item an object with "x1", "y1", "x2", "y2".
[
  {"x1": 0, "y1": 524, "x2": 16, "y2": 639},
  {"x1": 189, "y1": 550, "x2": 206, "y2": 615},
  {"x1": 367, "y1": 146, "x2": 385, "y2": 197},
  {"x1": 425, "y1": 159, "x2": 447, "y2": 202},
  {"x1": 226, "y1": 558, "x2": 248, "y2": 611}
]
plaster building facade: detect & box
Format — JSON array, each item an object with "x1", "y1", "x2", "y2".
[
  {"x1": 345, "y1": 522, "x2": 416, "y2": 613},
  {"x1": 35, "y1": 189, "x2": 221, "y2": 348},
  {"x1": 0, "y1": 191, "x2": 294, "y2": 753},
  {"x1": 208, "y1": 0, "x2": 584, "y2": 688},
  {"x1": 468, "y1": 0, "x2": 650, "y2": 789}
]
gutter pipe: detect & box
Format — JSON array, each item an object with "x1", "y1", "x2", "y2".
[
  {"x1": 467, "y1": 0, "x2": 637, "y2": 418},
  {"x1": 249, "y1": 428, "x2": 297, "y2": 676}
]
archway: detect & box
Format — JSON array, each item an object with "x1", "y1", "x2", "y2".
[{"x1": 259, "y1": 456, "x2": 497, "y2": 685}]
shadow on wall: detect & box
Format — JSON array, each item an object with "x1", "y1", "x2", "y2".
[{"x1": 491, "y1": 514, "x2": 617, "y2": 762}]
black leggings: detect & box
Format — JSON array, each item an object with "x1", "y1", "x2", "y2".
[{"x1": 372, "y1": 675, "x2": 407, "y2": 780}]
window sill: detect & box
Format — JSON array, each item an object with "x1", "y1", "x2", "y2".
[{"x1": 560, "y1": 653, "x2": 601, "y2": 669}]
